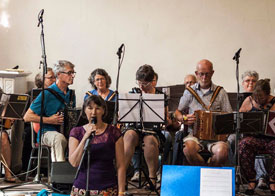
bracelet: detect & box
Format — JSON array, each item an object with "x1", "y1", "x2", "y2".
[{"x1": 118, "y1": 192, "x2": 126, "y2": 195}]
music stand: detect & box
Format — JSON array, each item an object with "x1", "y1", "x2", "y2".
[
  {"x1": 119, "y1": 93, "x2": 165, "y2": 123},
  {"x1": 0, "y1": 92, "x2": 29, "y2": 179},
  {"x1": 227, "y1": 92, "x2": 252, "y2": 112},
  {"x1": 213, "y1": 112, "x2": 264, "y2": 135},
  {"x1": 31, "y1": 88, "x2": 42, "y2": 102},
  {"x1": 265, "y1": 111, "x2": 275, "y2": 137},
  {"x1": 119, "y1": 93, "x2": 165, "y2": 196},
  {"x1": 1, "y1": 93, "x2": 29, "y2": 120}
]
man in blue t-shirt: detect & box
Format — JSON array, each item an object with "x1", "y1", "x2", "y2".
[{"x1": 24, "y1": 60, "x2": 76, "y2": 162}]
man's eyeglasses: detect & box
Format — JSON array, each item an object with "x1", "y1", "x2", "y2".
[
  {"x1": 136, "y1": 81, "x2": 151, "y2": 87},
  {"x1": 60, "y1": 71, "x2": 76, "y2": 76},
  {"x1": 196, "y1": 72, "x2": 212, "y2": 77}
]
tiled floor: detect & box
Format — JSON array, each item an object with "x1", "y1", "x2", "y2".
[{"x1": 0, "y1": 178, "x2": 274, "y2": 196}]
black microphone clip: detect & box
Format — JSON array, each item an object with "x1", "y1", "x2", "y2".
[
  {"x1": 116, "y1": 44, "x2": 124, "y2": 59},
  {"x1": 37, "y1": 9, "x2": 44, "y2": 27},
  {"x1": 233, "y1": 48, "x2": 242, "y2": 61}
]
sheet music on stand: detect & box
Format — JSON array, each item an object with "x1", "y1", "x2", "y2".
[
  {"x1": 264, "y1": 111, "x2": 275, "y2": 137},
  {"x1": 31, "y1": 88, "x2": 42, "y2": 102},
  {"x1": 118, "y1": 93, "x2": 165, "y2": 123},
  {"x1": 0, "y1": 92, "x2": 29, "y2": 120},
  {"x1": 213, "y1": 111, "x2": 265, "y2": 135}
]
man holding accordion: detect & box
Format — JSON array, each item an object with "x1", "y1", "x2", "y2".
[
  {"x1": 174, "y1": 59, "x2": 232, "y2": 167},
  {"x1": 24, "y1": 60, "x2": 76, "y2": 162}
]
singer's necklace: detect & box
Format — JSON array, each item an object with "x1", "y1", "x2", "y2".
[{"x1": 95, "y1": 123, "x2": 107, "y2": 135}]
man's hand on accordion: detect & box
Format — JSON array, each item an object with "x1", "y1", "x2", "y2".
[
  {"x1": 182, "y1": 113, "x2": 196, "y2": 126},
  {"x1": 47, "y1": 112, "x2": 64, "y2": 125}
]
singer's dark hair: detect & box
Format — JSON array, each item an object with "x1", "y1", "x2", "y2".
[
  {"x1": 81, "y1": 95, "x2": 107, "y2": 119},
  {"x1": 136, "y1": 64, "x2": 155, "y2": 82},
  {"x1": 253, "y1": 79, "x2": 271, "y2": 98},
  {"x1": 89, "y1": 68, "x2": 112, "y2": 90}
]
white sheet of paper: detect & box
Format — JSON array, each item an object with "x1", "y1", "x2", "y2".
[
  {"x1": 118, "y1": 93, "x2": 140, "y2": 122},
  {"x1": 200, "y1": 168, "x2": 232, "y2": 196},
  {"x1": 142, "y1": 93, "x2": 165, "y2": 122},
  {"x1": 118, "y1": 93, "x2": 165, "y2": 122}
]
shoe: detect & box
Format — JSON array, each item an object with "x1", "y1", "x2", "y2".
[
  {"x1": 131, "y1": 172, "x2": 143, "y2": 182},
  {"x1": 257, "y1": 178, "x2": 268, "y2": 190}
]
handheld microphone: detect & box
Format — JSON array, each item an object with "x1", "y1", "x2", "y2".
[
  {"x1": 84, "y1": 117, "x2": 97, "y2": 150},
  {"x1": 91, "y1": 117, "x2": 97, "y2": 125},
  {"x1": 233, "y1": 48, "x2": 242, "y2": 60},
  {"x1": 116, "y1": 44, "x2": 124, "y2": 59}
]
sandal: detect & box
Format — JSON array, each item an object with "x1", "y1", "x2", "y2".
[
  {"x1": 244, "y1": 180, "x2": 256, "y2": 195},
  {"x1": 4, "y1": 176, "x2": 20, "y2": 183},
  {"x1": 145, "y1": 177, "x2": 157, "y2": 191},
  {"x1": 270, "y1": 180, "x2": 275, "y2": 195}
]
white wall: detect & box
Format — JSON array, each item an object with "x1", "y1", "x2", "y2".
[{"x1": 1, "y1": 0, "x2": 275, "y2": 107}]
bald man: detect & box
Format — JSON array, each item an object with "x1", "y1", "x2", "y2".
[
  {"x1": 184, "y1": 74, "x2": 197, "y2": 87},
  {"x1": 174, "y1": 59, "x2": 232, "y2": 166}
]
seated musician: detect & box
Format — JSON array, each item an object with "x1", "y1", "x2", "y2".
[
  {"x1": 24, "y1": 60, "x2": 76, "y2": 162},
  {"x1": 239, "y1": 79, "x2": 275, "y2": 195},
  {"x1": 22, "y1": 67, "x2": 56, "y2": 171},
  {"x1": 172, "y1": 74, "x2": 197, "y2": 165},
  {"x1": 174, "y1": 59, "x2": 232, "y2": 166},
  {"x1": 131, "y1": 72, "x2": 172, "y2": 182},
  {"x1": 84, "y1": 68, "x2": 116, "y2": 101},
  {"x1": 1, "y1": 130, "x2": 15, "y2": 183},
  {"x1": 184, "y1": 74, "x2": 197, "y2": 88},
  {"x1": 241, "y1": 70, "x2": 269, "y2": 189},
  {"x1": 0, "y1": 88, "x2": 18, "y2": 182},
  {"x1": 123, "y1": 64, "x2": 171, "y2": 189}
]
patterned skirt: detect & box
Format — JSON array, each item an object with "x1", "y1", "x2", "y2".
[{"x1": 70, "y1": 185, "x2": 118, "y2": 196}]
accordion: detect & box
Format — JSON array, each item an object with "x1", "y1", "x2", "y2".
[
  {"x1": 60, "y1": 107, "x2": 81, "y2": 138},
  {"x1": 193, "y1": 110, "x2": 228, "y2": 141}
]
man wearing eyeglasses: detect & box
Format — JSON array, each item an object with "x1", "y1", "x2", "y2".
[
  {"x1": 184, "y1": 74, "x2": 197, "y2": 87},
  {"x1": 174, "y1": 59, "x2": 232, "y2": 166},
  {"x1": 24, "y1": 60, "x2": 76, "y2": 162}
]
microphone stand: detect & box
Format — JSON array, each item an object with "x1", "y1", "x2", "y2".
[
  {"x1": 233, "y1": 48, "x2": 242, "y2": 193},
  {"x1": 36, "y1": 8, "x2": 47, "y2": 183},
  {"x1": 74, "y1": 132, "x2": 96, "y2": 196},
  {"x1": 0, "y1": 9, "x2": 61, "y2": 194},
  {"x1": 112, "y1": 44, "x2": 125, "y2": 126}
]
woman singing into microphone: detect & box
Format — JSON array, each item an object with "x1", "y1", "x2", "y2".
[{"x1": 69, "y1": 95, "x2": 126, "y2": 196}]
